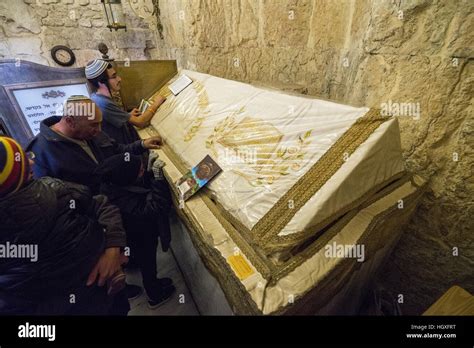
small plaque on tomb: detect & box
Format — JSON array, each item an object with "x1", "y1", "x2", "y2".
[{"x1": 227, "y1": 254, "x2": 255, "y2": 281}]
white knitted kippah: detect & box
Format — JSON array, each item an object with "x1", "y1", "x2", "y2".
[
  {"x1": 62, "y1": 95, "x2": 92, "y2": 117},
  {"x1": 85, "y1": 59, "x2": 110, "y2": 79}
]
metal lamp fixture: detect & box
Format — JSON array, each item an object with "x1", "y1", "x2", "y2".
[{"x1": 101, "y1": 0, "x2": 127, "y2": 31}]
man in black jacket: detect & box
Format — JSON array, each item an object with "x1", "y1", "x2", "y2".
[
  {"x1": 27, "y1": 95, "x2": 162, "y2": 194},
  {"x1": 28, "y1": 96, "x2": 173, "y2": 303},
  {"x1": 96, "y1": 154, "x2": 175, "y2": 308},
  {"x1": 0, "y1": 136, "x2": 127, "y2": 315}
]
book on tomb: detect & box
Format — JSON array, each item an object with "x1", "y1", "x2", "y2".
[
  {"x1": 168, "y1": 74, "x2": 193, "y2": 96},
  {"x1": 176, "y1": 155, "x2": 222, "y2": 201}
]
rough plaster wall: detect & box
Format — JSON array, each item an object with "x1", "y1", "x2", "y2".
[
  {"x1": 0, "y1": 0, "x2": 162, "y2": 67},
  {"x1": 154, "y1": 0, "x2": 473, "y2": 314}
]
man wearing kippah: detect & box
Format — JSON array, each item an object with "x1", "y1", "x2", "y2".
[
  {"x1": 0, "y1": 136, "x2": 128, "y2": 315},
  {"x1": 27, "y1": 95, "x2": 162, "y2": 193},
  {"x1": 27, "y1": 96, "x2": 176, "y2": 307},
  {"x1": 85, "y1": 60, "x2": 176, "y2": 308},
  {"x1": 85, "y1": 59, "x2": 166, "y2": 145}
]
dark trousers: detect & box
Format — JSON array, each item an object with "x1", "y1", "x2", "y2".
[
  {"x1": 35, "y1": 285, "x2": 129, "y2": 315},
  {"x1": 125, "y1": 216, "x2": 160, "y2": 291},
  {"x1": 109, "y1": 288, "x2": 130, "y2": 315}
]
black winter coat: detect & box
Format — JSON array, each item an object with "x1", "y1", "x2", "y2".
[
  {"x1": 0, "y1": 177, "x2": 126, "y2": 314},
  {"x1": 100, "y1": 176, "x2": 172, "y2": 252},
  {"x1": 27, "y1": 116, "x2": 146, "y2": 194}
]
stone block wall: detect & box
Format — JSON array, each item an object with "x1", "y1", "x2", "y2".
[
  {"x1": 153, "y1": 0, "x2": 473, "y2": 314},
  {"x1": 0, "y1": 0, "x2": 161, "y2": 66}
]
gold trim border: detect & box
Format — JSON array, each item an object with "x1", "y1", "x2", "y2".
[
  {"x1": 167, "y1": 160, "x2": 425, "y2": 314},
  {"x1": 160, "y1": 139, "x2": 413, "y2": 284},
  {"x1": 163, "y1": 107, "x2": 392, "y2": 253},
  {"x1": 160, "y1": 143, "x2": 274, "y2": 280},
  {"x1": 269, "y1": 173, "x2": 416, "y2": 282},
  {"x1": 251, "y1": 108, "x2": 391, "y2": 245},
  {"x1": 275, "y1": 177, "x2": 427, "y2": 315},
  {"x1": 157, "y1": 107, "x2": 398, "y2": 282},
  {"x1": 264, "y1": 171, "x2": 406, "y2": 253}
]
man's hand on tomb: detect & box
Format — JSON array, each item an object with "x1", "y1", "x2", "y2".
[{"x1": 143, "y1": 136, "x2": 163, "y2": 149}]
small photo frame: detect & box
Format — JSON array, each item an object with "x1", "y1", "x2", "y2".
[{"x1": 176, "y1": 155, "x2": 222, "y2": 201}]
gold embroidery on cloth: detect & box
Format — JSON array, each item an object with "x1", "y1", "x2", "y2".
[
  {"x1": 161, "y1": 136, "x2": 423, "y2": 288},
  {"x1": 159, "y1": 107, "x2": 391, "y2": 251},
  {"x1": 154, "y1": 78, "x2": 210, "y2": 143},
  {"x1": 214, "y1": 116, "x2": 283, "y2": 181},
  {"x1": 206, "y1": 113, "x2": 313, "y2": 186},
  {"x1": 152, "y1": 98, "x2": 396, "y2": 281},
  {"x1": 183, "y1": 81, "x2": 210, "y2": 142},
  {"x1": 202, "y1": 171, "x2": 409, "y2": 284},
  {"x1": 251, "y1": 108, "x2": 390, "y2": 245},
  {"x1": 158, "y1": 143, "x2": 414, "y2": 285},
  {"x1": 145, "y1": 77, "x2": 426, "y2": 302},
  {"x1": 160, "y1": 143, "x2": 273, "y2": 280}
]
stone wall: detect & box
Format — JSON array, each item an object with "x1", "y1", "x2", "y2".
[
  {"x1": 154, "y1": 0, "x2": 473, "y2": 314},
  {"x1": 0, "y1": 0, "x2": 161, "y2": 67}
]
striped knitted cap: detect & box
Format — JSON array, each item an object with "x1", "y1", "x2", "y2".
[
  {"x1": 0, "y1": 137, "x2": 30, "y2": 198},
  {"x1": 85, "y1": 59, "x2": 110, "y2": 79}
]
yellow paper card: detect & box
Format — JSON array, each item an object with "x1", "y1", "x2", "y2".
[{"x1": 227, "y1": 254, "x2": 255, "y2": 280}]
